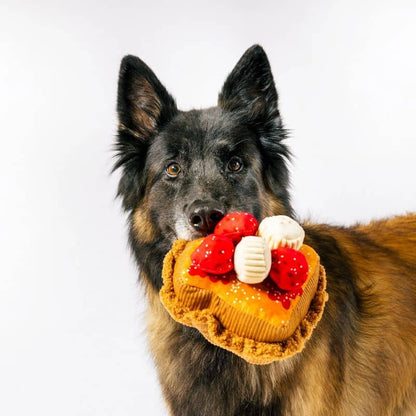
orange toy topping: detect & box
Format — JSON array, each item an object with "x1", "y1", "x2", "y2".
[{"x1": 176, "y1": 239, "x2": 320, "y2": 329}]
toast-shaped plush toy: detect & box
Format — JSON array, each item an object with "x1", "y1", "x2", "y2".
[{"x1": 160, "y1": 213, "x2": 328, "y2": 364}]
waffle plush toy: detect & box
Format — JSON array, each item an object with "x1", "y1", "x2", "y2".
[{"x1": 160, "y1": 213, "x2": 328, "y2": 364}]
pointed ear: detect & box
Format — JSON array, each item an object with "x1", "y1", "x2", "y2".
[
  {"x1": 218, "y1": 45, "x2": 279, "y2": 127},
  {"x1": 117, "y1": 55, "x2": 177, "y2": 139},
  {"x1": 114, "y1": 56, "x2": 177, "y2": 211},
  {"x1": 219, "y1": 46, "x2": 292, "y2": 213}
]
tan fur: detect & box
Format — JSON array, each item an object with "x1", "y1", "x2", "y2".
[
  {"x1": 130, "y1": 77, "x2": 161, "y2": 132},
  {"x1": 132, "y1": 204, "x2": 157, "y2": 243},
  {"x1": 303, "y1": 214, "x2": 416, "y2": 415},
  {"x1": 118, "y1": 122, "x2": 143, "y2": 139},
  {"x1": 262, "y1": 192, "x2": 287, "y2": 217}
]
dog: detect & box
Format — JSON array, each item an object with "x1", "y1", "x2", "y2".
[{"x1": 114, "y1": 45, "x2": 416, "y2": 415}]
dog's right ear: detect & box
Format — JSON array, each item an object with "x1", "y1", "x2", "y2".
[{"x1": 114, "y1": 55, "x2": 177, "y2": 210}]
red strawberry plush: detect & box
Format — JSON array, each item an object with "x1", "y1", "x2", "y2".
[
  {"x1": 214, "y1": 212, "x2": 258, "y2": 244},
  {"x1": 269, "y1": 247, "x2": 308, "y2": 291},
  {"x1": 191, "y1": 234, "x2": 235, "y2": 275}
]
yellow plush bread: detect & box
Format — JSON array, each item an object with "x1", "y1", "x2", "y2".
[{"x1": 160, "y1": 239, "x2": 328, "y2": 364}]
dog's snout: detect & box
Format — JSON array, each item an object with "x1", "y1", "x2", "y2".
[{"x1": 188, "y1": 201, "x2": 224, "y2": 235}]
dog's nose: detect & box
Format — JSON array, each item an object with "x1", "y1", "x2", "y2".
[{"x1": 188, "y1": 201, "x2": 225, "y2": 235}]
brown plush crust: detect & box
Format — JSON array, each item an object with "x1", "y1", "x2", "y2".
[{"x1": 160, "y1": 240, "x2": 328, "y2": 365}]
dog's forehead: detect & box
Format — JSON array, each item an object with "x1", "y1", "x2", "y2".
[
  {"x1": 176, "y1": 107, "x2": 235, "y2": 133},
  {"x1": 158, "y1": 107, "x2": 247, "y2": 154}
]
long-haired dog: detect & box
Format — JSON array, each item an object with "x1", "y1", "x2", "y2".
[{"x1": 114, "y1": 45, "x2": 416, "y2": 415}]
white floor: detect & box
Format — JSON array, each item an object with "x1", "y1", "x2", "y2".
[{"x1": 1, "y1": 1, "x2": 415, "y2": 415}]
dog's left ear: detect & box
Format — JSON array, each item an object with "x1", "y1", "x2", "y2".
[
  {"x1": 218, "y1": 44, "x2": 280, "y2": 128},
  {"x1": 219, "y1": 45, "x2": 292, "y2": 215}
]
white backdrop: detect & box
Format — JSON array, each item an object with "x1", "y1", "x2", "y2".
[{"x1": 1, "y1": 1, "x2": 415, "y2": 415}]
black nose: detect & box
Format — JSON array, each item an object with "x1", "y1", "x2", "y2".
[{"x1": 188, "y1": 201, "x2": 225, "y2": 235}]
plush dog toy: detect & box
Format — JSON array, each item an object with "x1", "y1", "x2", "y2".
[{"x1": 160, "y1": 213, "x2": 328, "y2": 364}]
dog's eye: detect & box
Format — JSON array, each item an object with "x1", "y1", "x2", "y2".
[
  {"x1": 166, "y1": 162, "x2": 182, "y2": 177},
  {"x1": 227, "y1": 157, "x2": 243, "y2": 172}
]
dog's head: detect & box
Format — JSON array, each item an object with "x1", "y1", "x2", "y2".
[{"x1": 114, "y1": 45, "x2": 293, "y2": 287}]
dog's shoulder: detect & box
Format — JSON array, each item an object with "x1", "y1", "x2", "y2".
[
  {"x1": 303, "y1": 214, "x2": 416, "y2": 320},
  {"x1": 353, "y1": 213, "x2": 416, "y2": 264},
  {"x1": 303, "y1": 213, "x2": 416, "y2": 268}
]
